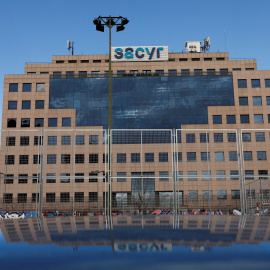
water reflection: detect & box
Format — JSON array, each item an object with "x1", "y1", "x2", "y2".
[{"x1": 0, "y1": 216, "x2": 270, "y2": 269}]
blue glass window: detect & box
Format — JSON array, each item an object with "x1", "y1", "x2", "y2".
[
  {"x1": 188, "y1": 190, "x2": 198, "y2": 200},
  {"x1": 245, "y1": 170, "x2": 254, "y2": 180},
  {"x1": 213, "y1": 115, "x2": 222, "y2": 124},
  {"x1": 251, "y1": 79, "x2": 260, "y2": 88},
  {"x1": 79, "y1": 71, "x2": 87, "y2": 78},
  {"x1": 228, "y1": 133, "x2": 236, "y2": 142},
  {"x1": 243, "y1": 151, "x2": 252, "y2": 161},
  {"x1": 267, "y1": 97, "x2": 270, "y2": 105},
  {"x1": 216, "y1": 170, "x2": 225, "y2": 180},
  {"x1": 257, "y1": 151, "x2": 267, "y2": 160},
  {"x1": 76, "y1": 135, "x2": 84, "y2": 145},
  {"x1": 186, "y1": 133, "x2": 195, "y2": 143},
  {"x1": 265, "y1": 79, "x2": 270, "y2": 88},
  {"x1": 66, "y1": 71, "x2": 74, "y2": 78},
  {"x1": 35, "y1": 118, "x2": 44, "y2": 127},
  {"x1": 255, "y1": 132, "x2": 265, "y2": 142},
  {"x1": 35, "y1": 100, "x2": 44, "y2": 109},
  {"x1": 238, "y1": 79, "x2": 247, "y2": 88},
  {"x1": 240, "y1": 115, "x2": 249, "y2": 124},
  {"x1": 226, "y1": 115, "x2": 235, "y2": 124},
  {"x1": 215, "y1": 152, "x2": 224, "y2": 161},
  {"x1": 202, "y1": 171, "x2": 211, "y2": 181},
  {"x1": 48, "y1": 118, "x2": 57, "y2": 127},
  {"x1": 187, "y1": 152, "x2": 196, "y2": 162},
  {"x1": 131, "y1": 153, "x2": 140, "y2": 163},
  {"x1": 159, "y1": 152, "x2": 168, "y2": 162},
  {"x1": 61, "y1": 136, "x2": 71, "y2": 145},
  {"x1": 48, "y1": 136, "x2": 57, "y2": 145},
  {"x1": 62, "y1": 118, "x2": 71, "y2": 127},
  {"x1": 188, "y1": 171, "x2": 197, "y2": 181},
  {"x1": 200, "y1": 133, "x2": 209, "y2": 143},
  {"x1": 242, "y1": 133, "x2": 251, "y2": 142},
  {"x1": 239, "y1": 97, "x2": 248, "y2": 105},
  {"x1": 203, "y1": 190, "x2": 212, "y2": 200},
  {"x1": 253, "y1": 96, "x2": 262, "y2": 105},
  {"x1": 23, "y1": 83, "x2": 31, "y2": 92},
  {"x1": 268, "y1": 114, "x2": 270, "y2": 123},
  {"x1": 89, "y1": 135, "x2": 98, "y2": 144},
  {"x1": 145, "y1": 153, "x2": 154, "y2": 162},
  {"x1": 9, "y1": 83, "x2": 18, "y2": 92},
  {"x1": 8, "y1": 101, "x2": 17, "y2": 110},
  {"x1": 22, "y1": 101, "x2": 31, "y2": 110},
  {"x1": 214, "y1": 133, "x2": 223, "y2": 142},
  {"x1": 159, "y1": 171, "x2": 169, "y2": 181},
  {"x1": 230, "y1": 170, "x2": 239, "y2": 180},
  {"x1": 117, "y1": 172, "x2": 126, "y2": 182},
  {"x1": 254, "y1": 114, "x2": 263, "y2": 123},
  {"x1": 178, "y1": 152, "x2": 182, "y2": 162},
  {"x1": 229, "y1": 151, "x2": 238, "y2": 161},
  {"x1": 201, "y1": 152, "x2": 210, "y2": 161},
  {"x1": 47, "y1": 154, "x2": 56, "y2": 164},
  {"x1": 117, "y1": 153, "x2": 126, "y2": 163}
]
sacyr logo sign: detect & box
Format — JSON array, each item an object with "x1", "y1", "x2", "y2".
[{"x1": 111, "y1": 46, "x2": 168, "y2": 62}]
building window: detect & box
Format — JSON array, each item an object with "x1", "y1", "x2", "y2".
[
  {"x1": 201, "y1": 152, "x2": 210, "y2": 161},
  {"x1": 4, "y1": 174, "x2": 14, "y2": 184},
  {"x1": 200, "y1": 133, "x2": 209, "y2": 143},
  {"x1": 159, "y1": 171, "x2": 169, "y2": 181},
  {"x1": 46, "y1": 193, "x2": 55, "y2": 203},
  {"x1": 257, "y1": 151, "x2": 267, "y2": 161},
  {"x1": 21, "y1": 118, "x2": 30, "y2": 127},
  {"x1": 4, "y1": 194, "x2": 13, "y2": 203},
  {"x1": 61, "y1": 154, "x2": 70, "y2": 164},
  {"x1": 9, "y1": 83, "x2": 18, "y2": 92},
  {"x1": 32, "y1": 193, "x2": 39, "y2": 203},
  {"x1": 75, "y1": 192, "x2": 84, "y2": 202},
  {"x1": 34, "y1": 136, "x2": 43, "y2": 145},
  {"x1": 269, "y1": 115, "x2": 270, "y2": 123},
  {"x1": 226, "y1": 115, "x2": 236, "y2": 124},
  {"x1": 117, "y1": 70, "x2": 126, "y2": 77},
  {"x1": 61, "y1": 136, "x2": 71, "y2": 145},
  {"x1": 213, "y1": 115, "x2": 222, "y2": 124},
  {"x1": 22, "y1": 83, "x2": 31, "y2": 92},
  {"x1": 48, "y1": 118, "x2": 57, "y2": 127},
  {"x1": 245, "y1": 170, "x2": 254, "y2": 180},
  {"x1": 20, "y1": 136, "x2": 29, "y2": 146},
  {"x1": 207, "y1": 69, "x2": 215, "y2": 74},
  {"x1": 32, "y1": 174, "x2": 38, "y2": 183},
  {"x1": 220, "y1": 68, "x2": 228, "y2": 75},
  {"x1": 61, "y1": 173, "x2": 70, "y2": 183},
  {"x1": 89, "y1": 192, "x2": 98, "y2": 202},
  {"x1": 214, "y1": 133, "x2": 223, "y2": 142},
  {"x1": 117, "y1": 153, "x2": 126, "y2": 163},
  {"x1": 216, "y1": 170, "x2": 226, "y2": 180},
  {"x1": 91, "y1": 71, "x2": 100, "y2": 78},
  {"x1": 48, "y1": 136, "x2": 57, "y2": 145},
  {"x1": 230, "y1": 170, "x2": 239, "y2": 180},
  {"x1": 22, "y1": 100, "x2": 31, "y2": 109},
  {"x1": 251, "y1": 79, "x2": 260, "y2": 88},
  {"x1": 186, "y1": 133, "x2": 195, "y2": 143},
  {"x1": 168, "y1": 69, "x2": 177, "y2": 76},
  {"x1": 231, "y1": 190, "x2": 240, "y2": 199},
  {"x1": 265, "y1": 79, "x2": 270, "y2": 88},
  {"x1": 47, "y1": 154, "x2": 57, "y2": 164},
  {"x1": 19, "y1": 174, "x2": 28, "y2": 184},
  {"x1": 76, "y1": 135, "x2": 84, "y2": 145},
  {"x1": 62, "y1": 117, "x2": 71, "y2": 127},
  {"x1": 53, "y1": 72, "x2": 62, "y2": 78},
  {"x1": 75, "y1": 173, "x2": 84, "y2": 183},
  {"x1": 178, "y1": 152, "x2": 182, "y2": 162},
  {"x1": 19, "y1": 155, "x2": 29, "y2": 164},
  {"x1": 188, "y1": 171, "x2": 197, "y2": 181},
  {"x1": 89, "y1": 135, "x2": 98, "y2": 144},
  {"x1": 229, "y1": 151, "x2": 238, "y2": 161},
  {"x1": 6, "y1": 136, "x2": 15, "y2": 146},
  {"x1": 253, "y1": 96, "x2": 262, "y2": 106},
  {"x1": 238, "y1": 79, "x2": 247, "y2": 88},
  {"x1": 215, "y1": 152, "x2": 224, "y2": 161},
  {"x1": 78, "y1": 71, "x2": 87, "y2": 78},
  {"x1": 8, "y1": 101, "x2": 17, "y2": 110},
  {"x1": 258, "y1": 170, "x2": 268, "y2": 179},
  {"x1": 89, "y1": 154, "x2": 98, "y2": 163},
  {"x1": 36, "y1": 83, "x2": 45, "y2": 92},
  {"x1": 18, "y1": 193, "x2": 27, "y2": 203},
  {"x1": 233, "y1": 68, "x2": 241, "y2": 71},
  {"x1": 89, "y1": 172, "x2": 98, "y2": 182},
  {"x1": 60, "y1": 193, "x2": 70, "y2": 202},
  {"x1": 242, "y1": 133, "x2": 251, "y2": 142},
  {"x1": 7, "y1": 118, "x2": 17, "y2": 128},
  {"x1": 35, "y1": 118, "x2": 44, "y2": 127},
  {"x1": 46, "y1": 173, "x2": 56, "y2": 183},
  {"x1": 217, "y1": 190, "x2": 227, "y2": 200},
  {"x1": 266, "y1": 97, "x2": 270, "y2": 105},
  {"x1": 177, "y1": 171, "x2": 183, "y2": 181},
  {"x1": 194, "y1": 69, "x2": 203, "y2": 75},
  {"x1": 203, "y1": 190, "x2": 212, "y2": 200},
  {"x1": 254, "y1": 114, "x2": 263, "y2": 123},
  {"x1": 181, "y1": 69, "x2": 190, "y2": 75},
  {"x1": 33, "y1": 155, "x2": 41, "y2": 164},
  {"x1": 240, "y1": 115, "x2": 250, "y2": 124},
  {"x1": 228, "y1": 133, "x2": 236, "y2": 142},
  {"x1": 75, "y1": 154, "x2": 84, "y2": 164},
  {"x1": 239, "y1": 97, "x2": 248, "y2": 105},
  {"x1": 66, "y1": 71, "x2": 74, "y2": 78},
  {"x1": 131, "y1": 153, "x2": 140, "y2": 163},
  {"x1": 159, "y1": 152, "x2": 168, "y2": 162},
  {"x1": 188, "y1": 191, "x2": 198, "y2": 200},
  {"x1": 5, "y1": 155, "x2": 15, "y2": 165},
  {"x1": 117, "y1": 172, "x2": 127, "y2": 182},
  {"x1": 145, "y1": 153, "x2": 154, "y2": 162},
  {"x1": 255, "y1": 132, "x2": 265, "y2": 142},
  {"x1": 35, "y1": 100, "x2": 44, "y2": 109},
  {"x1": 155, "y1": 70, "x2": 164, "y2": 76},
  {"x1": 187, "y1": 152, "x2": 196, "y2": 162},
  {"x1": 243, "y1": 151, "x2": 253, "y2": 161}
]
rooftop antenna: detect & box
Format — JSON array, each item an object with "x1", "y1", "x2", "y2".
[
  {"x1": 67, "y1": 40, "x2": 74, "y2": 55},
  {"x1": 201, "y1": 37, "x2": 210, "y2": 52}
]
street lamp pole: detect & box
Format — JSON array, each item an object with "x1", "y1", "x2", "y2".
[{"x1": 93, "y1": 16, "x2": 129, "y2": 216}]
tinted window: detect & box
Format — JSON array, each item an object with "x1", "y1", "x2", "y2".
[
  {"x1": 8, "y1": 101, "x2": 17, "y2": 110},
  {"x1": 23, "y1": 83, "x2": 31, "y2": 92},
  {"x1": 9, "y1": 83, "x2": 18, "y2": 92},
  {"x1": 239, "y1": 97, "x2": 248, "y2": 105},
  {"x1": 22, "y1": 100, "x2": 31, "y2": 109},
  {"x1": 35, "y1": 100, "x2": 44, "y2": 109},
  {"x1": 251, "y1": 79, "x2": 260, "y2": 88},
  {"x1": 238, "y1": 79, "x2": 247, "y2": 88}
]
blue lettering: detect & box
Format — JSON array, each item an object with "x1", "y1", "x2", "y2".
[
  {"x1": 149, "y1": 244, "x2": 159, "y2": 251},
  {"x1": 139, "y1": 243, "x2": 148, "y2": 252},
  {"x1": 129, "y1": 244, "x2": 137, "y2": 252},
  {"x1": 114, "y1": 48, "x2": 123, "y2": 59},
  {"x1": 145, "y1": 47, "x2": 155, "y2": 60},
  {"x1": 160, "y1": 244, "x2": 168, "y2": 251},
  {"x1": 135, "y1": 48, "x2": 144, "y2": 58},
  {"x1": 156, "y1": 47, "x2": 163, "y2": 58},
  {"x1": 125, "y1": 47, "x2": 134, "y2": 59}
]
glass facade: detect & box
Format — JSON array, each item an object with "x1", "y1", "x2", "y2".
[{"x1": 49, "y1": 75, "x2": 234, "y2": 129}]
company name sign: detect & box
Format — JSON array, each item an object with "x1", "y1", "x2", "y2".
[{"x1": 111, "y1": 46, "x2": 168, "y2": 62}]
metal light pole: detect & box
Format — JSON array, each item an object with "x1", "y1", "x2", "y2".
[{"x1": 93, "y1": 16, "x2": 129, "y2": 217}]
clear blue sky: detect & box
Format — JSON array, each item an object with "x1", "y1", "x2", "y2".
[{"x1": 1, "y1": 0, "x2": 270, "y2": 125}]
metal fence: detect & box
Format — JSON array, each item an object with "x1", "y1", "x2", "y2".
[{"x1": 0, "y1": 128, "x2": 270, "y2": 215}]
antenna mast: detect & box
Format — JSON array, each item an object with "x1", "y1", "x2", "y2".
[{"x1": 67, "y1": 40, "x2": 74, "y2": 55}]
